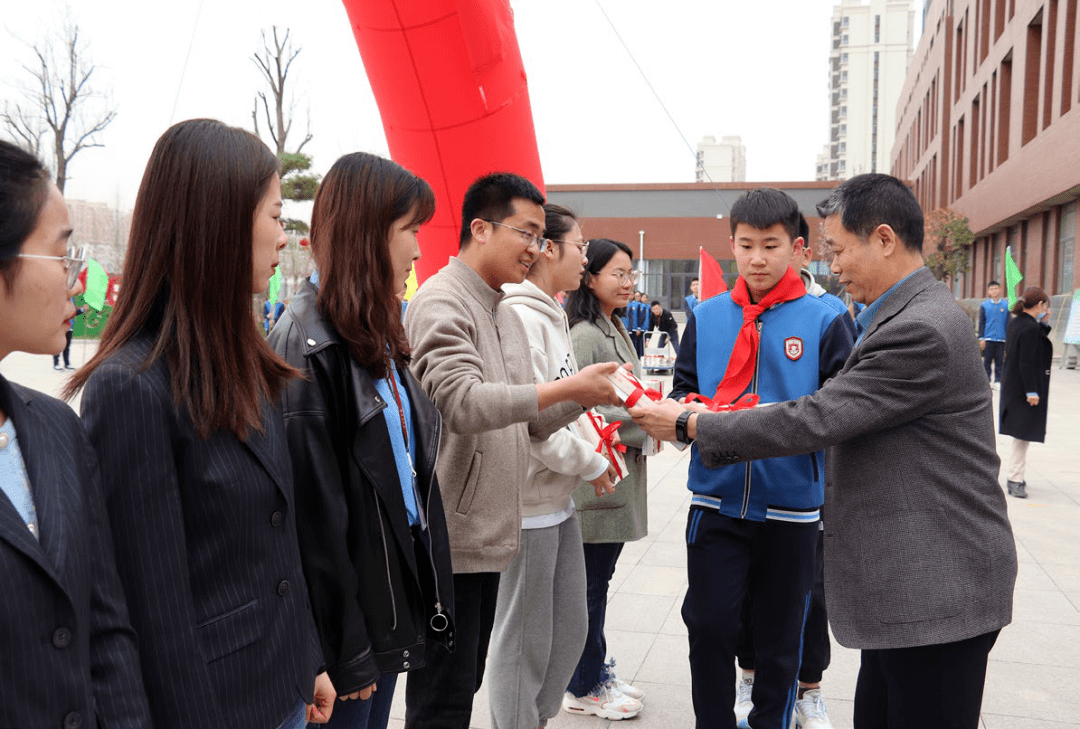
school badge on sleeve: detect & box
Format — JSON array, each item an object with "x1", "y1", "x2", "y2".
[{"x1": 784, "y1": 336, "x2": 803, "y2": 361}]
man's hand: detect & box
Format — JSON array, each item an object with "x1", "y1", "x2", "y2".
[
  {"x1": 589, "y1": 464, "x2": 618, "y2": 497},
  {"x1": 629, "y1": 398, "x2": 695, "y2": 442},
  {"x1": 979, "y1": 340, "x2": 986, "y2": 351},
  {"x1": 569, "y1": 362, "x2": 622, "y2": 408},
  {"x1": 1027, "y1": 394, "x2": 1040, "y2": 406},
  {"x1": 306, "y1": 672, "x2": 336, "y2": 723}
]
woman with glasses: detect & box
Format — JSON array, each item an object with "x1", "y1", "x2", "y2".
[
  {"x1": 267, "y1": 152, "x2": 456, "y2": 729},
  {"x1": 489, "y1": 205, "x2": 620, "y2": 728},
  {"x1": 65, "y1": 119, "x2": 334, "y2": 728},
  {"x1": 561, "y1": 238, "x2": 648, "y2": 719},
  {"x1": 0, "y1": 140, "x2": 152, "y2": 728}
]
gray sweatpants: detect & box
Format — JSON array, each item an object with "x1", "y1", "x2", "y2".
[{"x1": 488, "y1": 513, "x2": 588, "y2": 728}]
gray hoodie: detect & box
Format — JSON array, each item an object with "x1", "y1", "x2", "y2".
[{"x1": 503, "y1": 280, "x2": 609, "y2": 522}]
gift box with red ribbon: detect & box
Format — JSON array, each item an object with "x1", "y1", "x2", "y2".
[{"x1": 571, "y1": 411, "x2": 627, "y2": 485}]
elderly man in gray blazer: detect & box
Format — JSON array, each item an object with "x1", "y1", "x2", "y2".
[{"x1": 632, "y1": 174, "x2": 1016, "y2": 729}]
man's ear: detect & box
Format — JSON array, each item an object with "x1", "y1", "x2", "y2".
[
  {"x1": 876, "y1": 224, "x2": 901, "y2": 256},
  {"x1": 469, "y1": 218, "x2": 489, "y2": 245}
]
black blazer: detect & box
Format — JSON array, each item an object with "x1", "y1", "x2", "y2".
[
  {"x1": 80, "y1": 337, "x2": 322, "y2": 728},
  {"x1": 0, "y1": 374, "x2": 151, "y2": 729},
  {"x1": 1000, "y1": 311, "x2": 1053, "y2": 442}
]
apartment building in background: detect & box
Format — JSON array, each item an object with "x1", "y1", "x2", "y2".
[
  {"x1": 818, "y1": 0, "x2": 915, "y2": 180},
  {"x1": 694, "y1": 135, "x2": 747, "y2": 183},
  {"x1": 891, "y1": 0, "x2": 1079, "y2": 297}
]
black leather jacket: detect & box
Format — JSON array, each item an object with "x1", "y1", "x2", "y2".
[{"x1": 268, "y1": 281, "x2": 455, "y2": 694}]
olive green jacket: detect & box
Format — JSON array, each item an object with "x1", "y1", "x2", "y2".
[{"x1": 569, "y1": 315, "x2": 648, "y2": 543}]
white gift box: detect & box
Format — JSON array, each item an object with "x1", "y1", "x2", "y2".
[{"x1": 571, "y1": 411, "x2": 628, "y2": 484}]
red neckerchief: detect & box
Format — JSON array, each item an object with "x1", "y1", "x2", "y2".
[{"x1": 713, "y1": 267, "x2": 806, "y2": 404}]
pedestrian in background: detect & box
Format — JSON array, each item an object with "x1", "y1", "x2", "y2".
[
  {"x1": 999, "y1": 286, "x2": 1053, "y2": 499},
  {"x1": 979, "y1": 281, "x2": 1008, "y2": 387}
]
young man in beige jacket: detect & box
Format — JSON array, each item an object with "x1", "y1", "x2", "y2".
[{"x1": 404, "y1": 173, "x2": 620, "y2": 729}]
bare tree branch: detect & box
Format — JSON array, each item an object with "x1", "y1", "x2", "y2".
[
  {"x1": 251, "y1": 25, "x2": 310, "y2": 156},
  {"x1": 4, "y1": 22, "x2": 116, "y2": 192}
]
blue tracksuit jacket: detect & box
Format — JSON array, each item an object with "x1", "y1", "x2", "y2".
[{"x1": 671, "y1": 290, "x2": 854, "y2": 522}]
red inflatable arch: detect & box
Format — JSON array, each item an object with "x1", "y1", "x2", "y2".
[{"x1": 341, "y1": 0, "x2": 546, "y2": 283}]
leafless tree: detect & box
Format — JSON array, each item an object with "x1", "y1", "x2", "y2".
[
  {"x1": 252, "y1": 26, "x2": 311, "y2": 156},
  {"x1": 2, "y1": 23, "x2": 116, "y2": 193}
]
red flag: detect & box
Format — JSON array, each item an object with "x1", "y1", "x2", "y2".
[{"x1": 700, "y1": 247, "x2": 728, "y2": 299}]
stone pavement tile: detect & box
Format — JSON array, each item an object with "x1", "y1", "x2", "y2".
[
  {"x1": 604, "y1": 593, "x2": 677, "y2": 635},
  {"x1": 634, "y1": 634, "x2": 691, "y2": 687},
  {"x1": 602, "y1": 628, "x2": 656, "y2": 682},
  {"x1": 617, "y1": 564, "x2": 687, "y2": 598},
  {"x1": 657, "y1": 589, "x2": 687, "y2": 637},
  {"x1": 1040, "y1": 562, "x2": 1080, "y2": 591},
  {"x1": 980, "y1": 662, "x2": 1080, "y2": 725},
  {"x1": 1011, "y1": 589, "x2": 1080, "y2": 626},
  {"x1": 993, "y1": 622, "x2": 1080, "y2": 669},
  {"x1": 982, "y1": 717, "x2": 1080, "y2": 728},
  {"x1": 639, "y1": 539, "x2": 686, "y2": 569},
  {"x1": 1014, "y1": 560, "x2": 1060, "y2": 592},
  {"x1": 655, "y1": 513, "x2": 689, "y2": 544}
]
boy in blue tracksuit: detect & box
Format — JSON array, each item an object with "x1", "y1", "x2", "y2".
[
  {"x1": 978, "y1": 281, "x2": 1008, "y2": 384},
  {"x1": 670, "y1": 189, "x2": 854, "y2": 729}
]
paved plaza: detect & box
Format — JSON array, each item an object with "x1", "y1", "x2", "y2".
[{"x1": 3, "y1": 342, "x2": 1079, "y2": 728}]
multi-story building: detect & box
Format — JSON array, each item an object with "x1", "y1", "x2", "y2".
[
  {"x1": 819, "y1": 0, "x2": 915, "y2": 180},
  {"x1": 694, "y1": 135, "x2": 747, "y2": 182},
  {"x1": 891, "y1": 0, "x2": 1079, "y2": 300}
]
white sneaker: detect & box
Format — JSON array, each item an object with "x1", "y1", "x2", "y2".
[
  {"x1": 734, "y1": 674, "x2": 753, "y2": 728},
  {"x1": 793, "y1": 688, "x2": 833, "y2": 729},
  {"x1": 562, "y1": 685, "x2": 643, "y2": 720},
  {"x1": 604, "y1": 657, "x2": 645, "y2": 701}
]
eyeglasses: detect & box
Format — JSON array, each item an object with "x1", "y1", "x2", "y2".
[
  {"x1": 553, "y1": 239, "x2": 590, "y2": 256},
  {"x1": 17, "y1": 245, "x2": 89, "y2": 290},
  {"x1": 605, "y1": 269, "x2": 641, "y2": 286},
  {"x1": 484, "y1": 220, "x2": 550, "y2": 253}
]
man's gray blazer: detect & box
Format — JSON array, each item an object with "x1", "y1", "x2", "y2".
[{"x1": 696, "y1": 267, "x2": 1017, "y2": 650}]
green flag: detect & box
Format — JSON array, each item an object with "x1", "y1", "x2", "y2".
[
  {"x1": 266, "y1": 266, "x2": 282, "y2": 307},
  {"x1": 84, "y1": 258, "x2": 109, "y2": 311},
  {"x1": 1004, "y1": 246, "x2": 1023, "y2": 310}
]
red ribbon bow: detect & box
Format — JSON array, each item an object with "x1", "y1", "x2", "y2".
[
  {"x1": 625, "y1": 385, "x2": 663, "y2": 408},
  {"x1": 684, "y1": 393, "x2": 761, "y2": 412},
  {"x1": 588, "y1": 413, "x2": 627, "y2": 478}
]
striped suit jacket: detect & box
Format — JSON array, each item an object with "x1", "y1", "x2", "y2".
[
  {"x1": 0, "y1": 374, "x2": 151, "y2": 728},
  {"x1": 80, "y1": 337, "x2": 322, "y2": 728}
]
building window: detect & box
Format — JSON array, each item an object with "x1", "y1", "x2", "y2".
[
  {"x1": 842, "y1": 16, "x2": 849, "y2": 27},
  {"x1": 841, "y1": 70, "x2": 848, "y2": 81},
  {"x1": 840, "y1": 124, "x2": 847, "y2": 134},
  {"x1": 841, "y1": 52, "x2": 848, "y2": 63},
  {"x1": 875, "y1": 15, "x2": 881, "y2": 42},
  {"x1": 840, "y1": 142, "x2": 847, "y2": 152},
  {"x1": 841, "y1": 88, "x2": 848, "y2": 99},
  {"x1": 840, "y1": 106, "x2": 847, "y2": 117},
  {"x1": 1059, "y1": 203, "x2": 1077, "y2": 293}
]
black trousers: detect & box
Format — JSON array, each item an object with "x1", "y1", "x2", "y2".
[
  {"x1": 737, "y1": 524, "x2": 830, "y2": 683},
  {"x1": 54, "y1": 330, "x2": 73, "y2": 367},
  {"x1": 405, "y1": 571, "x2": 500, "y2": 729},
  {"x1": 854, "y1": 630, "x2": 999, "y2": 729},
  {"x1": 983, "y1": 340, "x2": 1005, "y2": 381},
  {"x1": 683, "y1": 509, "x2": 818, "y2": 729}
]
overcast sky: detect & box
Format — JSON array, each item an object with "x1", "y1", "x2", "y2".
[{"x1": 1, "y1": 0, "x2": 921, "y2": 211}]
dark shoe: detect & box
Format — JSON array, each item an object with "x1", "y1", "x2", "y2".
[{"x1": 1007, "y1": 481, "x2": 1028, "y2": 499}]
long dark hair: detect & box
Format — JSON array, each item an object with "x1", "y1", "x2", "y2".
[
  {"x1": 66, "y1": 119, "x2": 296, "y2": 439},
  {"x1": 310, "y1": 152, "x2": 434, "y2": 378},
  {"x1": 1012, "y1": 286, "x2": 1050, "y2": 315},
  {"x1": 0, "y1": 140, "x2": 51, "y2": 289},
  {"x1": 566, "y1": 237, "x2": 634, "y2": 329}
]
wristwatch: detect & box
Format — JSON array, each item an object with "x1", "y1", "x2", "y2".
[{"x1": 675, "y1": 410, "x2": 694, "y2": 444}]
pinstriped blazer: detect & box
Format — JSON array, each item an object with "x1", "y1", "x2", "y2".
[
  {"x1": 79, "y1": 337, "x2": 322, "y2": 728},
  {"x1": 696, "y1": 268, "x2": 1017, "y2": 650},
  {"x1": 0, "y1": 374, "x2": 151, "y2": 728}
]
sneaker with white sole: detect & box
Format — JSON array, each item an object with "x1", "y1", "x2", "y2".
[
  {"x1": 734, "y1": 674, "x2": 753, "y2": 728},
  {"x1": 604, "y1": 657, "x2": 644, "y2": 701},
  {"x1": 793, "y1": 688, "x2": 833, "y2": 729},
  {"x1": 562, "y1": 685, "x2": 642, "y2": 720}
]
